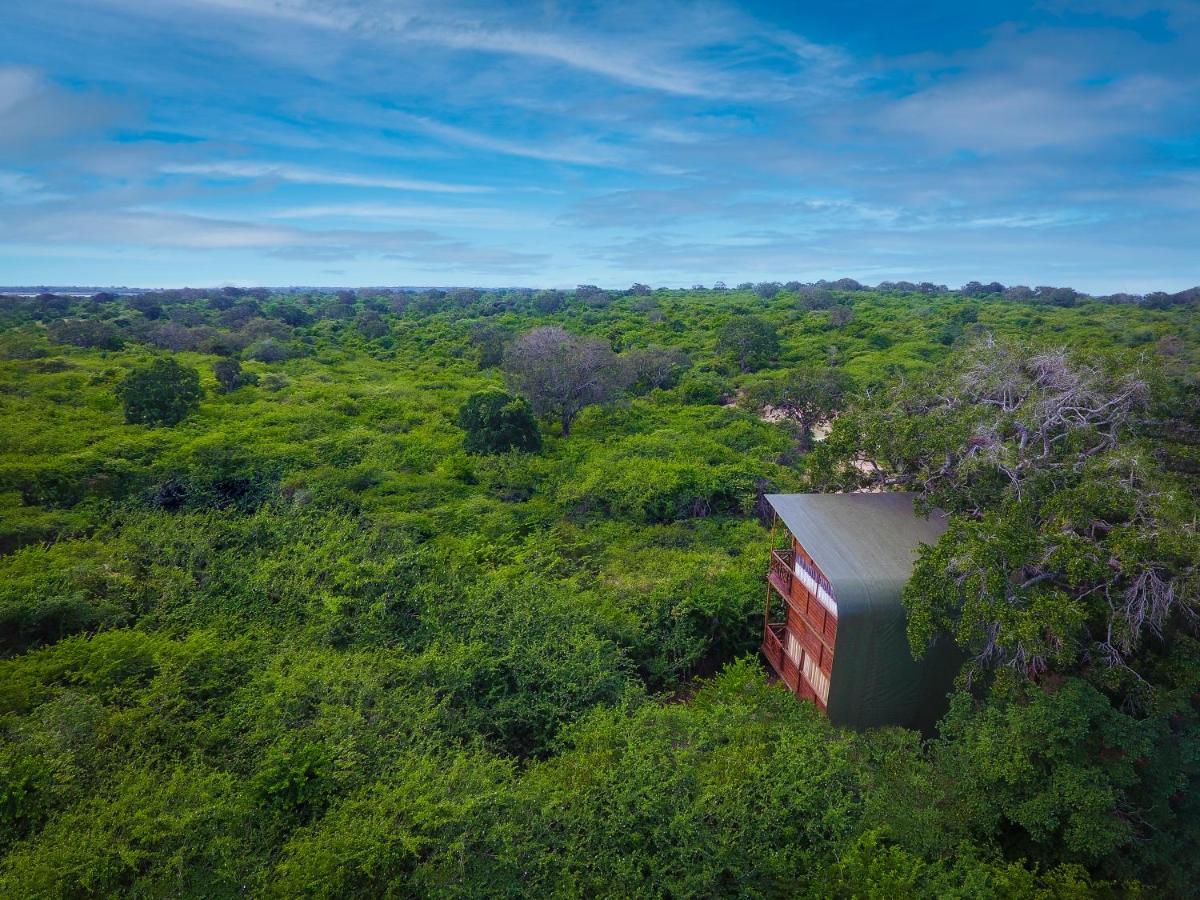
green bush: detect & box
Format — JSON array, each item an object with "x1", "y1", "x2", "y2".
[
  {"x1": 116, "y1": 357, "x2": 202, "y2": 426},
  {"x1": 456, "y1": 388, "x2": 542, "y2": 455}
]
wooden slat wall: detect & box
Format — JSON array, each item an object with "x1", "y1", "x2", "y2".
[
  {"x1": 781, "y1": 654, "x2": 800, "y2": 692},
  {"x1": 785, "y1": 536, "x2": 838, "y2": 694}
]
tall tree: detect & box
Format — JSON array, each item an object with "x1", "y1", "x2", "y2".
[
  {"x1": 745, "y1": 367, "x2": 853, "y2": 447},
  {"x1": 715, "y1": 315, "x2": 780, "y2": 373},
  {"x1": 622, "y1": 345, "x2": 691, "y2": 395},
  {"x1": 812, "y1": 339, "x2": 1200, "y2": 874},
  {"x1": 813, "y1": 340, "x2": 1186, "y2": 678},
  {"x1": 503, "y1": 327, "x2": 625, "y2": 436}
]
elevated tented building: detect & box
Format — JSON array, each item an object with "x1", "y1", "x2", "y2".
[{"x1": 761, "y1": 492, "x2": 959, "y2": 732}]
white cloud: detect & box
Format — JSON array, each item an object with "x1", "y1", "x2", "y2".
[
  {"x1": 159, "y1": 160, "x2": 490, "y2": 193},
  {"x1": 0, "y1": 204, "x2": 547, "y2": 270},
  {"x1": 98, "y1": 0, "x2": 849, "y2": 101},
  {"x1": 0, "y1": 65, "x2": 124, "y2": 153},
  {"x1": 0, "y1": 67, "x2": 42, "y2": 113},
  {"x1": 874, "y1": 24, "x2": 1189, "y2": 155},
  {"x1": 883, "y1": 72, "x2": 1175, "y2": 152},
  {"x1": 394, "y1": 20, "x2": 729, "y2": 99},
  {"x1": 0, "y1": 170, "x2": 57, "y2": 201}
]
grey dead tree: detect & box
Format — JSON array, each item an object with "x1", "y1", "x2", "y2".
[{"x1": 503, "y1": 327, "x2": 627, "y2": 436}]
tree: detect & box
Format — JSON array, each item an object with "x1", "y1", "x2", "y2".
[
  {"x1": 456, "y1": 389, "x2": 542, "y2": 455},
  {"x1": 128, "y1": 294, "x2": 164, "y2": 320},
  {"x1": 796, "y1": 287, "x2": 836, "y2": 310},
  {"x1": 831, "y1": 277, "x2": 864, "y2": 291},
  {"x1": 503, "y1": 327, "x2": 626, "y2": 436},
  {"x1": 812, "y1": 338, "x2": 1197, "y2": 682},
  {"x1": 827, "y1": 305, "x2": 854, "y2": 327},
  {"x1": 47, "y1": 318, "x2": 124, "y2": 350},
  {"x1": 745, "y1": 367, "x2": 853, "y2": 447},
  {"x1": 117, "y1": 358, "x2": 203, "y2": 426},
  {"x1": 212, "y1": 358, "x2": 257, "y2": 393},
  {"x1": 1034, "y1": 286, "x2": 1082, "y2": 307},
  {"x1": 716, "y1": 315, "x2": 780, "y2": 372},
  {"x1": 622, "y1": 345, "x2": 691, "y2": 394},
  {"x1": 355, "y1": 310, "x2": 389, "y2": 340},
  {"x1": 469, "y1": 323, "x2": 512, "y2": 369},
  {"x1": 575, "y1": 285, "x2": 611, "y2": 307},
  {"x1": 146, "y1": 321, "x2": 202, "y2": 352},
  {"x1": 532, "y1": 290, "x2": 564, "y2": 313},
  {"x1": 810, "y1": 339, "x2": 1200, "y2": 880},
  {"x1": 244, "y1": 338, "x2": 292, "y2": 362}
]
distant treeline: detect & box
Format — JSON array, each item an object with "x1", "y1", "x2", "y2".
[{"x1": 4, "y1": 278, "x2": 1199, "y2": 311}]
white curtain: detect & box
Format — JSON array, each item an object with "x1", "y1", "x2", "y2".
[{"x1": 803, "y1": 653, "x2": 831, "y2": 703}]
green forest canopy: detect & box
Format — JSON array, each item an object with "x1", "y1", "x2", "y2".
[{"x1": 0, "y1": 281, "x2": 1197, "y2": 897}]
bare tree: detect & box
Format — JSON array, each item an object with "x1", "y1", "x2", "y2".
[{"x1": 503, "y1": 327, "x2": 627, "y2": 436}]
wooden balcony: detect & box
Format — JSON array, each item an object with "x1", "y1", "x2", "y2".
[
  {"x1": 762, "y1": 621, "x2": 786, "y2": 676},
  {"x1": 761, "y1": 622, "x2": 801, "y2": 693},
  {"x1": 764, "y1": 543, "x2": 836, "y2": 712},
  {"x1": 768, "y1": 548, "x2": 794, "y2": 600}
]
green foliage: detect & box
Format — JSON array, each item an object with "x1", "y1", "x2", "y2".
[
  {"x1": 270, "y1": 750, "x2": 515, "y2": 896},
  {"x1": 456, "y1": 388, "x2": 542, "y2": 455},
  {"x1": 715, "y1": 314, "x2": 780, "y2": 372},
  {"x1": 116, "y1": 357, "x2": 203, "y2": 426},
  {"x1": 744, "y1": 366, "x2": 854, "y2": 442},
  {"x1": 48, "y1": 318, "x2": 124, "y2": 351},
  {"x1": 212, "y1": 357, "x2": 257, "y2": 393},
  {"x1": 0, "y1": 765, "x2": 260, "y2": 897},
  {"x1": 0, "y1": 539, "x2": 138, "y2": 656},
  {"x1": 0, "y1": 285, "x2": 1196, "y2": 893},
  {"x1": 678, "y1": 371, "x2": 728, "y2": 404}
]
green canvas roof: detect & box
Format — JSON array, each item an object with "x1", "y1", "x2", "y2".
[
  {"x1": 763, "y1": 493, "x2": 948, "y2": 615},
  {"x1": 764, "y1": 492, "x2": 957, "y2": 732}
]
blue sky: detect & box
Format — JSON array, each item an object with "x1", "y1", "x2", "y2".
[{"x1": 0, "y1": 0, "x2": 1197, "y2": 291}]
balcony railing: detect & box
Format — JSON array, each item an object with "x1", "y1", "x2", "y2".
[
  {"x1": 792, "y1": 553, "x2": 838, "y2": 616},
  {"x1": 768, "y1": 549, "x2": 794, "y2": 598},
  {"x1": 761, "y1": 622, "x2": 786, "y2": 675},
  {"x1": 768, "y1": 547, "x2": 838, "y2": 617}
]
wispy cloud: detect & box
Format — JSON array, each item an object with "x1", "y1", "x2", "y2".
[
  {"x1": 0, "y1": 203, "x2": 547, "y2": 270},
  {"x1": 882, "y1": 70, "x2": 1177, "y2": 153},
  {"x1": 875, "y1": 25, "x2": 1190, "y2": 155},
  {"x1": 267, "y1": 202, "x2": 546, "y2": 228},
  {"x1": 100, "y1": 0, "x2": 850, "y2": 101},
  {"x1": 0, "y1": 169, "x2": 61, "y2": 202},
  {"x1": 159, "y1": 160, "x2": 490, "y2": 193},
  {"x1": 383, "y1": 111, "x2": 622, "y2": 167},
  {"x1": 394, "y1": 20, "x2": 734, "y2": 99}
]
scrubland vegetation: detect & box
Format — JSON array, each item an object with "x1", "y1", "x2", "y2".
[{"x1": 0, "y1": 280, "x2": 1197, "y2": 896}]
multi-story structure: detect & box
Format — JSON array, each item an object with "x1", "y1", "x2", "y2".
[{"x1": 761, "y1": 492, "x2": 959, "y2": 731}]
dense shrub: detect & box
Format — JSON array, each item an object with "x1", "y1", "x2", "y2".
[
  {"x1": 47, "y1": 319, "x2": 124, "y2": 351},
  {"x1": 116, "y1": 358, "x2": 203, "y2": 426},
  {"x1": 456, "y1": 389, "x2": 542, "y2": 455},
  {"x1": 244, "y1": 338, "x2": 294, "y2": 362}
]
